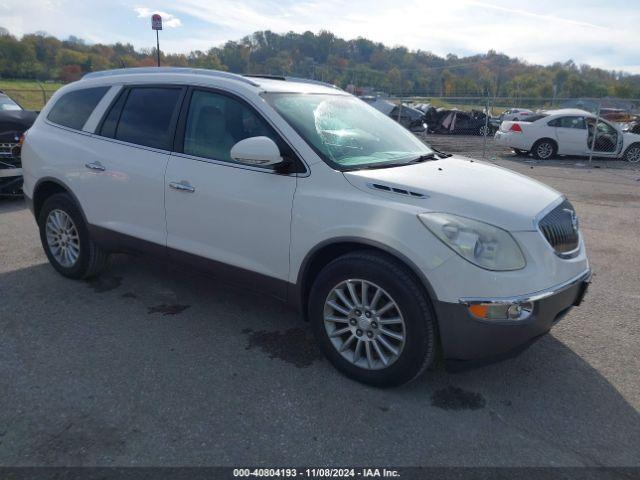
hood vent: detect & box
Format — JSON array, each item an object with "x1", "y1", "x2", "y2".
[{"x1": 367, "y1": 182, "x2": 428, "y2": 199}]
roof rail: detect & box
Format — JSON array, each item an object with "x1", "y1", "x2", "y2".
[
  {"x1": 244, "y1": 74, "x2": 286, "y2": 81},
  {"x1": 284, "y1": 76, "x2": 340, "y2": 90},
  {"x1": 82, "y1": 67, "x2": 259, "y2": 86},
  {"x1": 243, "y1": 73, "x2": 340, "y2": 90}
]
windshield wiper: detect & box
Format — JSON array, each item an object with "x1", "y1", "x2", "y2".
[
  {"x1": 360, "y1": 153, "x2": 436, "y2": 169},
  {"x1": 429, "y1": 147, "x2": 452, "y2": 158},
  {"x1": 406, "y1": 153, "x2": 436, "y2": 163}
]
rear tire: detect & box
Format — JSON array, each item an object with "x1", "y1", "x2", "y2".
[
  {"x1": 38, "y1": 193, "x2": 109, "y2": 279},
  {"x1": 532, "y1": 139, "x2": 557, "y2": 160},
  {"x1": 308, "y1": 251, "x2": 437, "y2": 387}
]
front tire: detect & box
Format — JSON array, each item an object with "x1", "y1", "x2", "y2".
[
  {"x1": 623, "y1": 143, "x2": 640, "y2": 163},
  {"x1": 38, "y1": 193, "x2": 109, "y2": 279},
  {"x1": 532, "y1": 139, "x2": 557, "y2": 160},
  {"x1": 309, "y1": 251, "x2": 437, "y2": 387}
]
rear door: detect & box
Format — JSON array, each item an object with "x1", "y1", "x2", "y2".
[
  {"x1": 164, "y1": 88, "x2": 299, "y2": 298},
  {"x1": 548, "y1": 116, "x2": 587, "y2": 155},
  {"x1": 79, "y1": 85, "x2": 185, "y2": 245}
]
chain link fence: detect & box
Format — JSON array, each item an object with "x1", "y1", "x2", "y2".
[
  {"x1": 379, "y1": 94, "x2": 640, "y2": 169},
  {"x1": 1, "y1": 83, "x2": 640, "y2": 168}
]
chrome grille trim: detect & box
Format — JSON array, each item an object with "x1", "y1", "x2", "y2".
[
  {"x1": 0, "y1": 142, "x2": 17, "y2": 157},
  {"x1": 538, "y1": 199, "x2": 580, "y2": 257}
]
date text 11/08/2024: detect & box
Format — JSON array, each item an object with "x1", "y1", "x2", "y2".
[{"x1": 232, "y1": 468, "x2": 401, "y2": 477}]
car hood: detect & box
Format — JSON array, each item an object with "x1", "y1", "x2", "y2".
[
  {"x1": 0, "y1": 110, "x2": 38, "y2": 141},
  {"x1": 623, "y1": 131, "x2": 640, "y2": 142},
  {"x1": 342, "y1": 156, "x2": 562, "y2": 231}
]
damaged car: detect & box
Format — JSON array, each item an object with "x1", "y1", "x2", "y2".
[
  {"x1": 365, "y1": 98, "x2": 427, "y2": 133},
  {"x1": 427, "y1": 108, "x2": 496, "y2": 136},
  {"x1": 0, "y1": 92, "x2": 38, "y2": 195}
]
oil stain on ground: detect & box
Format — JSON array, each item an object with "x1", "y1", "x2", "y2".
[
  {"x1": 86, "y1": 276, "x2": 122, "y2": 293},
  {"x1": 431, "y1": 386, "x2": 486, "y2": 410},
  {"x1": 242, "y1": 328, "x2": 322, "y2": 368},
  {"x1": 148, "y1": 304, "x2": 190, "y2": 315}
]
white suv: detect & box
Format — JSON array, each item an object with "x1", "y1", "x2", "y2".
[{"x1": 22, "y1": 68, "x2": 591, "y2": 386}]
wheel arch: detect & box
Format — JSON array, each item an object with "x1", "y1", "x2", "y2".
[
  {"x1": 531, "y1": 137, "x2": 558, "y2": 155},
  {"x1": 32, "y1": 177, "x2": 87, "y2": 224},
  {"x1": 292, "y1": 237, "x2": 439, "y2": 319},
  {"x1": 533, "y1": 137, "x2": 558, "y2": 149}
]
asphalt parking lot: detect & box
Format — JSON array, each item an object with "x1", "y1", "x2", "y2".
[{"x1": 1, "y1": 138, "x2": 640, "y2": 467}]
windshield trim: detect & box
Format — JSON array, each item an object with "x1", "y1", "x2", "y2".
[{"x1": 262, "y1": 92, "x2": 433, "y2": 172}]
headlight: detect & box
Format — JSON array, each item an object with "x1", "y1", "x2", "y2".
[{"x1": 418, "y1": 213, "x2": 526, "y2": 271}]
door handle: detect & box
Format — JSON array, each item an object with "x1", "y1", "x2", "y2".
[
  {"x1": 85, "y1": 161, "x2": 105, "y2": 171},
  {"x1": 169, "y1": 181, "x2": 195, "y2": 193}
]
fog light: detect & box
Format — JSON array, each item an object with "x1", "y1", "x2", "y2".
[{"x1": 467, "y1": 301, "x2": 533, "y2": 321}]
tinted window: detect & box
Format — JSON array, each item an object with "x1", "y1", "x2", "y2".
[
  {"x1": 47, "y1": 87, "x2": 109, "y2": 130},
  {"x1": 183, "y1": 90, "x2": 278, "y2": 164},
  {"x1": 99, "y1": 90, "x2": 127, "y2": 138},
  {"x1": 115, "y1": 87, "x2": 181, "y2": 150}
]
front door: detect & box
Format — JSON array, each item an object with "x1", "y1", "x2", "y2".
[
  {"x1": 164, "y1": 88, "x2": 298, "y2": 298},
  {"x1": 589, "y1": 119, "x2": 620, "y2": 155}
]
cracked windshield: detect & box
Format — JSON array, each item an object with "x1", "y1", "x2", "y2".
[{"x1": 266, "y1": 93, "x2": 433, "y2": 169}]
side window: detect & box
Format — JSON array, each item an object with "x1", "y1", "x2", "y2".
[
  {"x1": 183, "y1": 90, "x2": 279, "y2": 165},
  {"x1": 47, "y1": 87, "x2": 109, "y2": 130},
  {"x1": 110, "y1": 87, "x2": 182, "y2": 150},
  {"x1": 99, "y1": 90, "x2": 127, "y2": 138},
  {"x1": 549, "y1": 116, "x2": 586, "y2": 129}
]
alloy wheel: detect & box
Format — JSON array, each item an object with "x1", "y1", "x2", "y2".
[
  {"x1": 626, "y1": 146, "x2": 640, "y2": 163},
  {"x1": 323, "y1": 279, "x2": 406, "y2": 370},
  {"x1": 45, "y1": 209, "x2": 80, "y2": 268},
  {"x1": 537, "y1": 142, "x2": 553, "y2": 159}
]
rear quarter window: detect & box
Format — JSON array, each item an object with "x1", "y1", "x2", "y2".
[{"x1": 47, "y1": 87, "x2": 109, "y2": 130}]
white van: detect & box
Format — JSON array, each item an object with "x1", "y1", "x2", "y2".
[{"x1": 21, "y1": 68, "x2": 590, "y2": 386}]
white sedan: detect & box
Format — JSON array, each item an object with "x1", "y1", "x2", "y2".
[
  {"x1": 494, "y1": 108, "x2": 640, "y2": 162},
  {"x1": 500, "y1": 108, "x2": 534, "y2": 121}
]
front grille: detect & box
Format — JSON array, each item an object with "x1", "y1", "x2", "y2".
[
  {"x1": 0, "y1": 142, "x2": 17, "y2": 157},
  {"x1": 539, "y1": 199, "x2": 580, "y2": 255},
  {"x1": 0, "y1": 143, "x2": 20, "y2": 169}
]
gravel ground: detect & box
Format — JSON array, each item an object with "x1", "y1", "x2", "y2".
[{"x1": 1, "y1": 140, "x2": 639, "y2": 467}]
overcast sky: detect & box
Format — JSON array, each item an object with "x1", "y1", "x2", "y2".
[{"x1": 2, "y1": 0, "x2": 639, "y2": 73}]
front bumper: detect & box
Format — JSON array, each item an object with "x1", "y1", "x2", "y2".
[
  {"x1": 0, "y1": 167, "x2": 23, "y2": 194},
  {"x1": 435, "y1": 269, "x2": 591, "y2": 371}
]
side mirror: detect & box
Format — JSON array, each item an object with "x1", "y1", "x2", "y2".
[{"x1": 230, "y1": 136, "x2": 284, "y2": 167}]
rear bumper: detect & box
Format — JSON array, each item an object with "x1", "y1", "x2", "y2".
[
  {"x1": 494, "y1": 131, "x2": 530, "y2": 150},
  {"x1": 435, "y1": 269, "x2": 591, "y2": 371}
]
